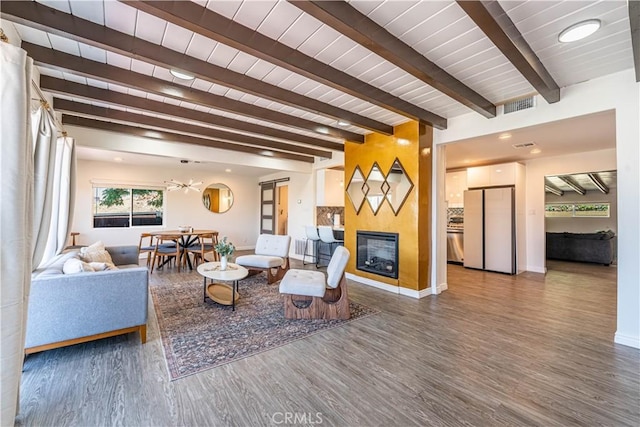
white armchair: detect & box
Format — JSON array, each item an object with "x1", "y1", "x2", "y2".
[{"x1": 235, "y1": 234, "x2": 291, "y2": 284}]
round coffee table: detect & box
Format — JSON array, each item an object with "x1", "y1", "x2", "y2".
[{"x1": 197, "y1": 262, "x2": 248, "y2": 311}]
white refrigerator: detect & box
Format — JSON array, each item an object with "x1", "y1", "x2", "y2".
[{"x1": 463, "y1": 187, "x2": 516, "y2": 274}]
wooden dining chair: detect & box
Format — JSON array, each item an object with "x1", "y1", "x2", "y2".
[
  {"x1": 138, "y1": 232, "x2": 156, "y2": 268},
  {"x1": 151, "y1": 234, "x2": 183, "y2": 274},
  {"x1": 184, "y1": 232, "x2": 219, "y2": 267}
]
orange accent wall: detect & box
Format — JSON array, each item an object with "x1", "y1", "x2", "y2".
[{"x1": 344, "y1": 121, "x2": 433, "y2": 291}]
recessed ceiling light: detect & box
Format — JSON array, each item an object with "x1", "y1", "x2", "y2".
[
  {"x1": 316, "y1": 127, "x2": 329, "y2": 134},
  {"x1": 225, "y1": 168, "x2": 232, "y2": 173},
  {"x1": 113, "y1": 157, "x2": 123, "y2": 162},
  {"x1": 170, "y1": 69, "x2": 195, "y2": 80},
  {"x1": 498, "y1": 133, "x2": 512, "y2": 140},
  {"x1": 337, "y1": 120, "x2": 350, "y2": 127},
  {"x1": 495, "y1": 169, "x2": 502, "y2": 173},
  {"x1": 558, "y1": 19, "x2": 601, "y2": 43},
  {"x1": 530, "y1": 148, "x2": 542, "y2": 154},
  {"x1": 261, "y1": 150, "x2": 274, "y2": 157}
]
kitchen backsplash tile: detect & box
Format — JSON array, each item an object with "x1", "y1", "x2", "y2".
[{"x1": 316, "y1": 206, "x2": 344, "y2": 226}]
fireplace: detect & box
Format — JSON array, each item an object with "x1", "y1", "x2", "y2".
[{"x1": 356, "y1": 231, "x2": 399, "y2": 279}]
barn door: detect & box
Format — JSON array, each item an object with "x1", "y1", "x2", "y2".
[{"x1": 260, "y1": 181, "x2": 275, "y2": 234}]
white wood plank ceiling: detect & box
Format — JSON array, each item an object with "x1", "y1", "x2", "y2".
[{"x1": 2, "y1": 0, "x2": 634, "y2": 162}]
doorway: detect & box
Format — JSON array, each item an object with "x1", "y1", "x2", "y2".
[
  {"x1": 544, "y1": 170, "x2": 617, "y2": 272},
  {"x1": 276, "y1": 185, "x2": 289, "y2": 236}
]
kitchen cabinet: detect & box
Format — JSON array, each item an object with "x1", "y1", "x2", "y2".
[
  {"x1": 445, "y1": 171, "x2": 467, "y2": 207},
  {"x1": 467, "y1": 162, "x2": 517, "y2": 188}
]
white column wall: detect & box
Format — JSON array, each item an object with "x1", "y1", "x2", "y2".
[{"x1": 434, "y1": 69, "x2": 639, "y2": 348}]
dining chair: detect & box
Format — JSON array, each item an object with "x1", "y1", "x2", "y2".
[
  {"x1": 138, "y1": 232, "x2": 156, "y2": 268},
  {"x1": 184, "y1": 232, "x2": 219, "y2": 268},
  {"x1": 318, "y1": 226, "x2": 344, "y2": 267},
  {"x1": 151, "y1": 234, "x2": 183, "y2": 274},
  {"x1": 303, "y1": 225, "x2": 321, "y2": 267}
]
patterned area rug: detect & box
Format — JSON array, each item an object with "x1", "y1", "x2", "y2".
[{"x1": 150, "y1": 270, "x2": 377, "y2": 380}]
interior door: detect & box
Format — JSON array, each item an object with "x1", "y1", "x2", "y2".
[
  {"x1": 260, "y1": 182, "x2": 275, "y2": 234},
  {"x1": 463, "y1": 189, "x2": 484, "y2": 269}
]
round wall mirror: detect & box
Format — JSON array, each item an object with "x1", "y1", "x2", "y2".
[{"x1": 202, "y1": 183, "x2": 234, "y2": 213}]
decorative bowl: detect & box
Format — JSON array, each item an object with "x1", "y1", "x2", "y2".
[{"x1": 178, "y1": 225, "x2": 191, "y2": 233}]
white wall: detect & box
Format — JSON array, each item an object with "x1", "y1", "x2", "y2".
[
  {"x1": 259, "y1": 170, "x2": 315, "y2": 259},
  {"x1": 434, "y1": 69, "x2": 639, "y2": 348},
  {"x1": 545, "y1": 188, "x2": 617, "y2": 234},
  {"x1": 73, "y1": 160, "x2": 260, "y2": 250},
  {"x1": 317, "y1": 168, "x2": 345, "y2": 206}
]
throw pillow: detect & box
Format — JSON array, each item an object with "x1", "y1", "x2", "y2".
[
  {"x1": 79, "y1": 241, "x2": 115, "y2": 268},
  {"x1": 62, "y1": 257, "x2": 95, "y2": 274}
]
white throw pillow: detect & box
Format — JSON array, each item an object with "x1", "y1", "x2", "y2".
[
  {"x1": 79, "y1": 241, "x2": 115, "y2": 268},
  {"x1": 62, "y1": 258, "x2": 95, "y2": 274}
]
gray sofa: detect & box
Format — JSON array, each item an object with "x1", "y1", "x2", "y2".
[
  {"x1": 546, "y1": 231, "x2": 616, "y2": 265},
  {"x1": 26, "y1": 245, "x2": 148, "y2": 354}
]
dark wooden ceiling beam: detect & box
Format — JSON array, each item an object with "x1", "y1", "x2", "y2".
[
  {"x1": 23, "y1": 42, "x2": 364, "y2": 142},
  {"x1": 121, "y1": 0, "x2": 447, "y2": 130},
  {"x1": 290, "y1": 0, "x2": 496, "y2": 119},
  {"x1": 62, "y1": 116, "x2": 315, "y2": 163},
  {"x1": 0, "y1": 0, "x2": 391, "y2": 135},
  {"x1": 54, "y1": 99, "x2": 332, "y2": 158},
  {"x1": 40, "y1": 76, "x2": 344, "y2": 151},
  {"x1": 630, "y1": 0, "x2": 640, "y2": 82},
  {"x1": 456, "y1": 0, "x2": 560, "y2": 104}
]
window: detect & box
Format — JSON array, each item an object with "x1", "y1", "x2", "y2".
[
  {"x1": 545, "y1": 202, "x2": 610, "y2": 218},
  {"x1": 93, "y1": 186, "x2": 164, "y2": 228}
]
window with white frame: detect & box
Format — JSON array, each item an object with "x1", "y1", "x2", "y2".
[
  {"x1": 545, "y1": 202, "x2": 610, "y2": 218},
  {"x1": 92, "y1": 186, "x2": 164, "y2": 228}
]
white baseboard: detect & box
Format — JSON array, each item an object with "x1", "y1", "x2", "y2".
[
  {"x1": 398, "y1": 286, "x2": 432, "y2": 299},
  {"x1": 346, "y1": 273, "x2": 433, "y2": 299},
  {"x1": 614, "y1": 332, "x2": 640, "y2": 349},
  {"x1": 346, "y1": 273, "x2": 400, "y2": 294},
  {"x1": 437, "y1": 282, "x2": 448, "y2": 293},
  {"x1": 526, "y1": 266, "x2": 547, "y2": 274}
]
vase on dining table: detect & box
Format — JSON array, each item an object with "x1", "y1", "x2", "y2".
[{"x1": 220, "y1": 255, "x2": 228, "y2": 271}]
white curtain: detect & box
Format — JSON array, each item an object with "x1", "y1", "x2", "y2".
[
  {"x1": 0, "y1": 43, "x2": 33, "y2": 427},
  {"x1": 31, "y1": 105, "x2": 57, "y2": 267},
  {"x1": 39, "y1": 136, "x2": 76, "y2": 266}
]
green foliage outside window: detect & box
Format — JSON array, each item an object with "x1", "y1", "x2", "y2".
[{"x1": 545, "y1": 203, "x2": 610, "y2": 218}]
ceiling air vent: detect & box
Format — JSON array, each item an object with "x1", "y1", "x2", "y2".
[
  {"x1": 503, "y1": 96, "x2": 536, "y2": 114},
  {"x1": 512, "y1": 141, "x2": 536, "y2": 149}
]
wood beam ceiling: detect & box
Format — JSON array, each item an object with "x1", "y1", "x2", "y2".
[
  {"x1": 289, "y1": 0, "x2": 496, "y2": 119},
  {"x1": 62, "y1": 116, "x2": 315, "y2": 163},
  {"x1": 121, "y1": 0, "x2": 448, "y2": 130},
  {"x1": 40, "y1": 76, "x2": 344, "y2": 152},
  {"x1": 0, "y1": 0, "x2": 391, "y2": 136},
  {"x1": 456, "y1": 0, "x2": 560, "y2": 104},
  {"x1": 23, "y1": 42, "x2": 364, "y2": 142},
  {"x1": 630, "y1": 0, "x2": 640, "y2": 82},
  {"x1": 54, "y1": 99, "x2": 332, "y2": 159}
]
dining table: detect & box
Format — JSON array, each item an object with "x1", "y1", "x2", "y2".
[{"x1": 149, "y1": 229, "x2": 219, "y2": 270}]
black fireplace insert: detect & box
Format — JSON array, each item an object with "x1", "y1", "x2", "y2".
[{"x1": 356, "y1": 231, "x2": 399, "y2": 279}]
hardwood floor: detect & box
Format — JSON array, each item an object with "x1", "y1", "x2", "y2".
[{"x1": 17, "y1": 259, "x2": 639, "y2": 426}]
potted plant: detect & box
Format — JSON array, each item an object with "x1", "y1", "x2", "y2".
[{"x1": 214, "y1": 236, "x2": 235, "y2": 270}]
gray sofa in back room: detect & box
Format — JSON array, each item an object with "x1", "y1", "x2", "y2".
[
  {"x1": 546, "y1": 231, "x2": 616, "y2": 265},
  {"x1": 26, "y1": 245, "x2": 148, "y2": 354}
]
